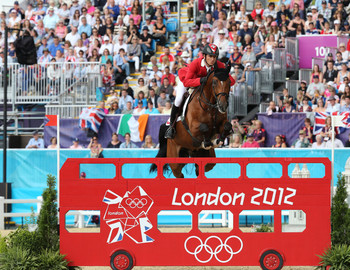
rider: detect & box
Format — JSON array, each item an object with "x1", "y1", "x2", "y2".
[{"x1": 165, "y1": 43, "x2": 235, "y2": 139}]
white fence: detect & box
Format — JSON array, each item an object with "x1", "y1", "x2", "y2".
[
  {"x1": 0, "y1": 196, "x2": 43, "y2": 230},
  {"x1": 0, "y1": 62, "x2": 101, "y2": 106},
  {"x1": 45, "y1": 104, "x2": 96, "y2": 118}
]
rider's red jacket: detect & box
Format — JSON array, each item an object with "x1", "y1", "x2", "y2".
[{"x1": 178, "y1": 57, "x2": 235, "y2": 88}]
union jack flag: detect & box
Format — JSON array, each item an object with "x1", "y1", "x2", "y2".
[
  {"x1": 314, "y1": 111, "x2": 350, "y2": 135},
  {"x1": 79, "y1": 107, "x2": 106, "y2": 133}
]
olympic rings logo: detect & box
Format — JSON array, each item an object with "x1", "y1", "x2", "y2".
[
  {"x1": 125, "y1": 198, "x2": 148, "y2": 208},
  {"x1": 184, "y1": 235, "x2": 243, "y2": 263}
]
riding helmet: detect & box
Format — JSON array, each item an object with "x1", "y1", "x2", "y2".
[{"x1": 202, "y1": 44, "x2": 219, "y2": 57}]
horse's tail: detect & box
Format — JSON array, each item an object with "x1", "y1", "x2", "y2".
[{"x1": 150, "y1": 123, "x2": 168, "y2": 173}]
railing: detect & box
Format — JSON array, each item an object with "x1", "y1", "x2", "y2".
[
  {"x1": 299, "y1": 69, "x2": 312, "y2": 83},
  {"x1": 285, "y1": 38, "x2": 298, "y2": 71},
  {"x1": 229, "y1": 82, "x2": 248, "y2": 117},
  {"x1": 0, "y1": 110, "x2": 46, "y2": 135},
  {"x1": 312, "y1": 57, "x2": 326, "y2": 71},
  {"x1": 259, "y1": 59, "x2": 274, "y2": 94},
  {"x1": 0, "y1": 196, "x2": 43, "y2": 230},
  {"x1": 0, "y1": 62, "x2": 101, "y2": 106},
  {"x1": 273, "y1": 48, "x2": 287, "y2": 83},
  {"x1": 338, "y1": 36, "x2": 349, "y2": 47},
  {"x1": 285, "y1": 80, "x2": 300, "y2": 101},
  {"x1": 243, "y1": 0, "x2": 268, "y2": 11},
  {"x1": 45, "y1": 104, "x2": 96, "y2": 118}
]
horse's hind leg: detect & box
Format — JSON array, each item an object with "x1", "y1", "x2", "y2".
[{"x1": 167, "y1": 140, "x2": 185, "y2": 178}]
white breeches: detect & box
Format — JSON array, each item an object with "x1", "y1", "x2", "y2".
[
  {"x1": 174, "y1": 80, "x2": 187, "y2": 107},
  {"x1": 131, "y1": 56, "x2": 140, "y2": 70}
]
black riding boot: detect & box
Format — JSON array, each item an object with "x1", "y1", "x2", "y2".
[{"x1": 165, "y1": 105, "x2": 180, "y2": 139}]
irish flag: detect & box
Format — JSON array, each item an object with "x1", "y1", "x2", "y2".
[{"x1": 117, "y1": 114, "x2": 149, "y2": 142}]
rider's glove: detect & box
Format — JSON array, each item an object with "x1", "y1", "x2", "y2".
[{"x1": 200, "y1": 77, "x2": 207, "y2": 85}]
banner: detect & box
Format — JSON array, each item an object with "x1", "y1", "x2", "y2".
[{"x1": 298, "y1": 35, "x2": 338, "y2": 69}]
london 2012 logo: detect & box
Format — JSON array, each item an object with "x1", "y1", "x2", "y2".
[{"x1": 103, "y1": 186, "x2": 154, "y2": 244}]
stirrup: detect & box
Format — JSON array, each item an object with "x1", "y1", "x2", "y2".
[{"x1": 165, "y1": 126, "x2": 176, "y2": 139}]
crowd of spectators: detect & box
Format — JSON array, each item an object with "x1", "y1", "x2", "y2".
[{"x1": 3, "y1": 0, "x2": 350, "y2": 148}]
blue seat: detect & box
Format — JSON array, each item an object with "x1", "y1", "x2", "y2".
[{"x1": 166, "y1": 18, "x2": 178, "y2": 39}]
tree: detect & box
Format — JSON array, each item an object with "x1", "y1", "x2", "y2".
[
  {"x1": 331, "y1": 173, "x2": 350, "y2": 245},
  {"x1": 37, "y1": 174, "x2": 59, "y2": 251}
]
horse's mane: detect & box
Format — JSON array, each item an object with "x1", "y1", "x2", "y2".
[{"x1": 213, "y1": 67, "x2": 230, "y2": 82}]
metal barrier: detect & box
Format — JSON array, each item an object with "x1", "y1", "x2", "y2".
[
  {"x1": 312, "y1": 58, "x2": 326, "y2": 70},
  {"x1": 273, "y1": 48, "x2": 287, "y2": 82},
  {"x1": 0, "y1": 196, "x2": 43, "y2": 230},
  {"x1": 285, "y1": 80, "x2": 300, "y2": 101},
  {"x1": 0, "y1": 111, "x2": 46, "y2": 135},
  {"x1": 259, "y1": 59, "x2": 274, "y2": 94},
  {"x1": 0, "y1": 62, "x2": 101, "y2": 106},
  {"x1": 299, "y1": 69, "x2": 312, "y2": 84},
  {"x1": 243, "y1": 0, "x2": 268, "y2": 11},
  {"x1": 338, "y1": 36, "x2": 349, "y2": 47},
  {"x1": 45, "y1": 104, "x2": 96, "y2": 118},
  {"x1": 247, "y1": 71, "x2": 261, "y2": 105},
  {"x1": 228, "y1": 83, "x2": 247, "y2": 117},
  {"x1": 259, "y1": 103, "x2": 269, "y2": 113},
  {"x1": 285, "y1": 38, "x2": 298, "y2": 71}
]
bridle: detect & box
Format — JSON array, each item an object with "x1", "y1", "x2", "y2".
[{"x1": 197, "y1": 69, "x2": 230, "y2": 112}]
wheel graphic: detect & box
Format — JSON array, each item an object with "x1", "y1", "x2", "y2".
[
  {"x1": 110, "y1": 250, "x2": 134, "y2": 270},
  {"x1": 259, "y1": 250, "x2": 284, "y2": 270}
]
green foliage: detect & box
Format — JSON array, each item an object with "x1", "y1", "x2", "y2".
[
  {"x1": 0, "y1": 234, "x2": 6, "y2": 253},
  {"x1": 331, "y1": 173, "x2": 350, "y2": 245},
  {"x1": 24, "y1": 206, "x2": 38, "y2": 226},
  {"x1": 37, "y1": 174, "x2": 59, "y2": 251},
  {"x1": 256, "y1": 224, "x2": 273, "y2": 232},
  {"x1": 36, "y1": 249, "x2": 69, "y2": 270},
  {"x1": 6, "y1": 228, "x2": 42, "y2": 253},
  {"x1": 0, "y1": 246, "x2": 39, "y2": 270},
  {"x1": 316, "y1": 244, "x2": 350, "y2": 270}
]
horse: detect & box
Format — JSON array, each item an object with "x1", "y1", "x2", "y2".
[{"x1": 150, "y1": 64, "x2": 233, "y2": 178}]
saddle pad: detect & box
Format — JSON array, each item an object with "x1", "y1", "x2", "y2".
[{"x1": 166, "y1": 89, "x2": 194, "y2": 126}]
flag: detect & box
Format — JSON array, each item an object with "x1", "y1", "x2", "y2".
[
  {"x1": 79, "y1": 107, "x2": 106, "y2": 133},
  {"x1": 117, "y1": 114, "x2": 149, "y2": 142},
  {"x1": 314, "y1": 111, "x2": 350, "y2": 135},
  {"x1": 45, "y1": 115, "x2": 58, "y2": 126}
]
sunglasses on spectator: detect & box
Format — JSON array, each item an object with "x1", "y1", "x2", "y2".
[{"x1": 247, "y1": 47, "x2": 251, "y2": 49}]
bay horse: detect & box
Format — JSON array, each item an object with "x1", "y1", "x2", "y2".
[{"x1": 150, "y1": 64, "x2": 233, "y2": 178}]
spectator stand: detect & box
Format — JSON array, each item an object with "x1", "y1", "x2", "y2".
[
  {"x1": 258, "y1": 59, "x2": 274, "y2": 94},
  {"x1": 285, "y1": 38, "x2": 299, "y2": 71}
]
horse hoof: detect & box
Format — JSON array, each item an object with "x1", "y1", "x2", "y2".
[{"x1": 201, "y1": 141, "x2": 213, "y2": 150}]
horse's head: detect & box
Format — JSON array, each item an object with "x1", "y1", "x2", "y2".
[{"x1": 210, "y1": 64, "x2": 231, "y2": 113}]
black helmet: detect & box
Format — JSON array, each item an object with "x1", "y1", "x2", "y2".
[{"x1": 203, "y1": 44, "x2": 219, "y2": 57}]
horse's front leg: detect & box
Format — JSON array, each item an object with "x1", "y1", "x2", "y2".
[{"x1": 213, "y1": 121, "x2": 233, "y2": 146}]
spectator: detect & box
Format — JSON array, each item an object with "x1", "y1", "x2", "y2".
[
  {"x1": 48, "y1": 36, "x2": 64, "y2": 57},
  {"x1": 106, "y1": 0, "x2": 120, "y2": 20},
  {"x1": 113, "y1": 48, "x2": 131, "y2": 80},
  {"x1": 133, "y1": 100, "x2": 146, "y2": 115},
  {"x1": 336, "y1": 63, "x2": 350, "y2": 90},
  {"x1": 334, "y1": 51, "x2": 346, "y2": 71},
  {"x1": 229, "y1": 47, "x2": 243, "y2": 67},
  {"x1": 141, "y1": 135, "x2": 157, "y2": 148},
  {"x1": 325, "y1": 131, "x2": 344, "y2": 148},
  {"x1": 302, "y1": 118, "x2": 314, "y2": 143},
  {"x1": 100, "y1": 48, "x2": 113, "y2": 65},
  {"x1": 138, "y1": 67, "x2": 150, "y2": 86},
  {"x1": 157, "y1": 90, "x2": 170, "y2": 113},
  {"x1": 238, "y1": 22, "x2": 253, "y2": 42},
  {"x1": 252, "y1": 35, "x2": 265, "y2": 61},
  {"x1": 215, "y1": 29, "x2": 229, "y2": 61},
  {"x1": 118, "y1": 89, "x2": 133, "y2": 111},
  {"x1": 263, "y1": 34, "x2": 277, "y2": 59},
  {"x1": 266, "y1": 101, "x2": 279, "y2": 114},
  {"x1": 159, "y1": 46, "x2": 175, "y2": 66},
  {"x1": 298, "y1": 97, "x2": 312, "y2": 112},
  {"x1": 281, "y1": 100, "x2": 296, "y2": 113},
  {"x1": 241, "y1": 45, "x2": 256, "y2": 67},
  {"x1": 145, "y1": 100, "x2": 160, "y2": 114},
  {"x1": 162, "y1": 101, "x2": 172, "y2": 115},
  {"x1": 159, "y1": 77, "x2": 174, "y2": 100},
  {"x1": 326, "y1": 96, "x2": 340, "y2": 113},
  {"x1": 146, "y1": 56, "x2": 162, "y2": 74},
  {"x1": 120, "y1": 133, "x2": 137, "y2": 148},
  {"x1": 26, "y1": 131, "x2": 44, "y2": 149},
  {"x1": 149, "y1": 79, "x2": 160, "y2": 97},
  {"x1": 139, "y1": 26, "x2": 153, "y2": 57},
  {"x1": 79, "y1": 7, "x2": 92, "y2": 26},
  {"x1": 340, "y1": 96, "x2": 350, "y2": 112},
  {"x1": 127, "y1": 36, "x2": 141, "y2": 72},
  {"x1": 65, "y1": 26, "x2": 81, "y2": 47},
  {"x1": 252, "y1": 120, "x2": 266, "y2": 147},
  {"x1": 318, "y1": 0, "x2": 331, "y2": 21},
  {"x1": 47, "y1": 58, "x2": 61, "y2": 93},
  {"x1": 121, "y1": 79, "x2": 134, "y2": 98},
  {"x1": 99, "y1": 36, "x2": 113, "y2": 55},
  {"x1": 292, "y1": 130, "x2": 311, "y2": 148},
  {"x1": 320, "y1": 116, "x2": 333, "y2": 139},
  {"x1": 39, "y1": 48, "x2": 52, "y2": 67},
  {"x1": 312, "y1": 135, "x2": 326, "y2": 148},
  {"x1": 70, "y1": 138, "x2": 84, "y2": 149},
  {"x1": 88, "y1": 136, "x2": 103, "y2": 158},
  {"x1": 149, "y1": 65, "x2": 163, "y2": 87},
  {"x1": 55, "y1": 20, "x2": 68, "y2": 41},
  {"x1": 323, "y1": 61, "x2": 337, "y2": 83},
  {"x1": 153, "y1": 16, "x2": 167, "y2": 48},
  {"x1": 109, "y1": 101, "x2": 122, "y2": 114},
  {"x1": 134, "y1": 91, "x2": 148, "y2": 107},
  {"x1": 107, "y1": 132, "x2": 122, "y2": 148},
  {"x1": 43, "y1": 8, "x2": 59, "y2": 31},
  {"x1": 229, "y1": 134, "x2": 242, "y2": 148},
  {"x1": 242, "y1": 134, "x2": 260, "y2": 148},
  {"x1": 272, "y1": 135, "x2": 287, "y2": 148},
  {"x1": 47, "y1": 137, "x2": 57, "y2": 149},
  {"x1": 306, "y1": 75, "x2": 325, "y2": 99},
  {"x1": 345, "y1": 133, "x2": 350, "y2": 147},
  {"x1": 251, "y1": 1, "x2": 264, "y2": 20}
]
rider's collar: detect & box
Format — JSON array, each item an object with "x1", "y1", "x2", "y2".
[{"x1": 201, "y1": 58, "x2": 212, "y2": 71}]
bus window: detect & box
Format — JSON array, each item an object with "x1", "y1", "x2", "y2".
[
  {"x1": 198, "y1": 210, "x2": 233, "y2": 233},
  {"x1": 282, "y1": 210, "x2": 306, "y2": 232},
  {"x1": 65, "y1": 210, "x2": 100, "y2": 233},
  {"x1": 157, "y1": 210, "x2": 192, "y2": 233},
  {"x1": 204, "y1": 163, "x2": 241, "y2": 179},
  {"x1": 80, "y1": 164, "x2": 116, "y2": 179},
  {"x1": 122, "y1": 163, "x2": 157, "y2": 179},
  {"x1": 288, "y1": 163, "x2": 325, "y2": 178},
  {"x1": 239, "y1": 210, "x2": 274, "y2": 233},
  {"x1": 163, "y1": 163, "x2": 199, "y2": 178},
  {"x1": 246, "y1": 164, "x2": 282, "y2": 179}
]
